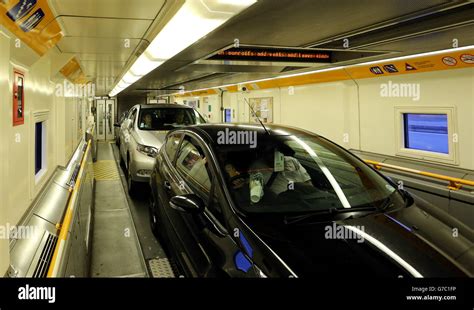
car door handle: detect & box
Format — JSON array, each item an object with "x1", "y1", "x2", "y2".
[{"x1": 164, "y1": 181, "x2": 172, "y2": 190}]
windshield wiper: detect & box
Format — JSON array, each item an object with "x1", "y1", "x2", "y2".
[{"x1": 283, "y1": 206, "x2": 378, "y2": 226}]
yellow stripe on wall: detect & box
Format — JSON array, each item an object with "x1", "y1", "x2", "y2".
[{"x1": 175, "y1": 48, "x2": 474, "y2": 97}]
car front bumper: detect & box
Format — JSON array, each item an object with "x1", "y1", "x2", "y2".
[{"x1": 129, "y1": 150, "x2": 156, "y2": 183}]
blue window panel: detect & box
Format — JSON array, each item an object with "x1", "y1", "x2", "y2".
[
  {"x1": 404, "y1": 114, "x2": 448, "y2": 154},
  {"x1": 224, "y1": 109, "x2": 232, "y2": 123}
]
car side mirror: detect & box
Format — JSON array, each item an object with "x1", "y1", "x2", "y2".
[{"x1": 170, "y1": 194, "x2": 205, "y2": 214}]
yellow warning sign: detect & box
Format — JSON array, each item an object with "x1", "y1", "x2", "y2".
[{"x1": 0, "y1": 0, "x2": 63, "y2": 56}]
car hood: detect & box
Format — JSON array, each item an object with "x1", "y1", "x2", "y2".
[
  {"x1": 134, "y1": 130, "x2": 168, "y2": 148},
  {"x1": 244, "y1": 200, "x2": 472, "y2": 277}
]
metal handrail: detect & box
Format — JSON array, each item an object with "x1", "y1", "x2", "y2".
[
  {"x1": 365, "y1": 160, "x2": 474, "y2": 191},
  {"x1": 47, "y1": 140, "x2": 92, "y2": 277}
]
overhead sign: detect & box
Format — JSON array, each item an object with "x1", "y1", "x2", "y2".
[
  {"x1": 405, "y1": 63, "x2": 416, "y2": 71},
  {"x1": 383, "y1": 64, "x2": 399, "y2": 73},
  {"x1": 6, "y1": 0, "x2": 37, "y2": 22},
  {"x1": 370, "y1": 66, "x2": 384, "y2": 75},
  {"x1": 177, "y1": 48, "x2": 474, "y2": 97},
  {"x1": 209, "y1": 47, "x2": 332, "y2": 63},
  {"x1": 442, "y1": 56, "x2": 457, "y2": 66},
  {"x1": 0, "y1": 0, "x2": 63, "y2": 56},
  {"x1": 19, "y1": 8, "x2": 44, "y2": 32},
  {"x1": 460, "y1": 54, "x2": 474, "y2": 64}
]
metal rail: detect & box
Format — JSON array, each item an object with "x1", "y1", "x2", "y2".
[
  {"x1": 47, "y1": 140, "x2": 92, "y2": 277},
  {"x1": 365, "y1": 160, "x2": 474, "y2": 191}
]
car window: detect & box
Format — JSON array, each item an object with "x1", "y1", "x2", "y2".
[
  {"x1": 128, "y1": 108, "x2": 137, "y2": 126},
  {"x1": 176, "y1": 137, "x2": 211, "y2": 201},
  {"x1": 138, "y1": 108, "x2": 205, "y2": 131},
  {"x1": 165, "y1": 133, "x2": 183, "y2": 162},
  {"x1": 215, "y1": 133, "x2": 404, "y2": 215},
  {"x1": 119, "y1": 112, "x2": 128, "y2": 123}
]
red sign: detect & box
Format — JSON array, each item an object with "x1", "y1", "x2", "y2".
[{"x1": 13, "y1": 70, "x2": 25, "y2": 126}]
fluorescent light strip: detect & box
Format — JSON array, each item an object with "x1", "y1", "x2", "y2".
[
  {"x1": 109, "y1": 0, "x2": 257, "y2": 97},
  {"x1": 172, "y1": 45, "x2": 474, "y2": 96}
]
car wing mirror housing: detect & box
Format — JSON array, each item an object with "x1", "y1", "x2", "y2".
[{"x1": 170, "y1": 194, "x2": 205, "y2": 214}]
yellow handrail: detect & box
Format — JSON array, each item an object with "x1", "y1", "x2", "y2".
[
  {"x1": 47, "y1": 140, "x2": 91, "y2": 277},
  {"x1": 365, "y1": 160, "x2": 474, "y2": 191}
]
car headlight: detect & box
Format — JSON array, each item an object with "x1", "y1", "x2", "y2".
[{"x1": 137, "y1": 144, "x2": 159, "y2": 158}]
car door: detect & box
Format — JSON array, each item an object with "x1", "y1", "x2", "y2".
[
  {"x1": 153, "y1": 132, "x2": 185, "y2": 257},
  {"x1": 156, "y1": 132, "x2": 260, "y2": 277},
  {"x1": 159, "y1": 135, "x2": 213, "y2": 277},
  {"x1": 161, "y1": 134, "x2": 232, "y2": 275}
]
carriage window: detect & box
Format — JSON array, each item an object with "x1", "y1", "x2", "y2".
[
  {"x1": 403, "y1": 113, "x2": 448, "y2": 154},
  {"x1": 35, "y1": 121, "x2": 47, "y2": 177}
]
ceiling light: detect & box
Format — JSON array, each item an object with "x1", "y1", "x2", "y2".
[
  {"x1": 130, "y1": 54, "x2": 163, "y2": 76},
  {"x1": 122, "y1": 72, "x2": 141, "y2": 85},
  {"x1": 109, "y1": 0, "x2": 257, "y2": 97},
  {"x1": 217, "y1": 0, "x2": 257, "y2": 6}
]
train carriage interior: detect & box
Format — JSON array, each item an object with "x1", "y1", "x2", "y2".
[{"x1": 0, "y1": 0, "x2": 473, "y2": 307}]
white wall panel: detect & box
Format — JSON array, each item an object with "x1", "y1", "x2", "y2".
[
  {"x1": 0, "y1": 28, "x2": 11, "y2": 276},
  {"x1": 219, "y1": 68, "x2": 473, "y2": 170}
]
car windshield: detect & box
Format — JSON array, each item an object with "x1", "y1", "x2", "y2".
[
  {"x1": 138, "y1": 108, "x2": 205, "y2": 131},
  {"x1": 215, "y1": 132, "x2": 404, "y2": 215}
]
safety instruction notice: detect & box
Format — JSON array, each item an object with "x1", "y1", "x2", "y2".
[
  {"x1": 6, "y1": 0, "x2": 37, "y2": 22},
  {"x1": 19, "y1": 8, "x2": 44, "y2": 32}
]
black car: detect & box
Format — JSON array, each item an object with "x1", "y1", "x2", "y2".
[{"x1": 149, "y1": 124, "x2": 473, "y2": 278}]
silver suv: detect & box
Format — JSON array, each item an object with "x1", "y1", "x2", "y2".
[{"x1": 116, "y1": 104, "x2": 206, "y2": 196}]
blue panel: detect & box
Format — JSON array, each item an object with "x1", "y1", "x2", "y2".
[
  {"x1": 239, "y1": 233, "x2": 253, "y2": 258},
  {"x1": 234, "y1": 251, "x2": 252, "y2": 273},
  {"x1": 404, "y1": 114, "x2": 449, "y2": 154},
  {"x1": 224, "y1": 109, "x2": 232, "y2": 123}
]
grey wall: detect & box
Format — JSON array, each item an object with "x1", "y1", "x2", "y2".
[{"x1": 117, "y1": 95, "x2": 147, "y2": 119}]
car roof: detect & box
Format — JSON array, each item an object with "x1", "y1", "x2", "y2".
[
  {"x1": 138, "y1": 104, "x2": 193, "y2": 109},
  {"x1": 181, "y1": 123, "x2": 320, "y2": 144}
]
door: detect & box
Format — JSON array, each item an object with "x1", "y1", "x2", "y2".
[
  {"x1": 96, "y1": 99, "x2": 115, "y2": 141},
  {"x1": 160, "y1": 135, "x2": 216, "y2": 277},
  {"x1": 96, "y1": 100, "x2": 105, "y2": 140}
]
